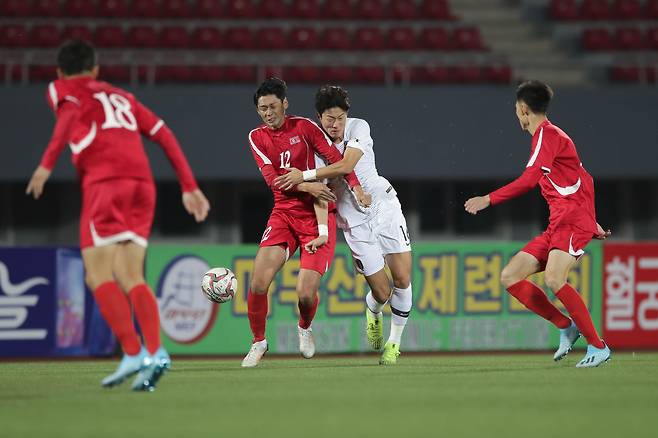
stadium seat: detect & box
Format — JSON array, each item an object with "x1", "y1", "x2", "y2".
[
  {"x1": 64, "y1": 0, "x2": 97, "y2": 17},
  {"x1": 582, "y1": 28, "x2": 614, "y2": 50},
  {"x1": 420, "y1": 0, "x2": 453, "y2": 20},
  {"x1": 195, "y1": 0, "x2": 224, "y2": 17},
  {"x1": 352, "y1": 27, "x2": 385, "y2": 50},
  {"x1": 225, "y1": 27, "x2": 255, "y2": 49},
  {"x1": 483, "y1": 64, "x2": 513, "y2": 84},
  {"x1": 412, "y1": 65, "x2": 450, "y2": 83},
  {"x1": 388, "y1": 0, "x2": 417, "y2": 19},
  {"x1": 419, "y1": 27, "x2": 450, "y2": 50},
  {"x1": 94, "y1": 26, "x2": 126, "y2": 48},
  {"x1": 98, "y1": 0, "x2": 130, "y2": 17},
  {"x1": 29, "y1": 65, "x2": 57, "y2": 82},
  {"x1": 193, "y1": 65, "x2": 225, "y2": 82},
  {"x1": 127, "y1": 26, "x2": 160, "y2": 48},
  {"x1": 101, "y1": 65, "x2": 131, "y2": 82},
  {"x1": 615, "y1": 27, "x2": 645, "y2": 50},
  {"x1": 647, "y1": 28, "x2": 658, "y2": 49},
  {"x1": 156, "y1": 65, "x2": 192, "y2": 82},
  {"x1": 610, "y1": 64, "x2": 640, "y2": 82},
  {"x1": 223, "y1": 65, "x2": 256, "y2": 82},
  {"x1": 254, "y1": 27, "x2": 287, "y2": 50},
  {"x1": 647, "y1": 66, "x2": 657, "y2": 83},
  {"x1": 453, "y1": 27, "x2": 485, "y2": 51},
  {"x1": 290, "y1": 0, "x2": 321, "y2": 18},
  {"x1": 0, "y1": 25, "x2": 29, "y2": 48},
  {"x1": 356, "y1": 0, "x2": 385, "y2": 20},
  {"x1": 225, "y1": 0, "x2": 256, "y2": 18},
  {"x1": 160, "y1": 26, "x2": 191, "y2": 48},
  {"x1": 264, "y1": 65, "x2": 284, "y2": 79},
  {"x1": 1, "y1": 64, "x2": 23, "y2": 82},
  {"x1": 647, "y1": 0, "x2": 658, "y2": 19},
  {"x1": 612, "y1": 0, "x2": 642, "y2": 19},
  {"x1": 320, "y1": 28, "x2": 351, "y2": 50},
  {"x1": 162, "y1": 0, "x2": 192, "y2": 17},
  {"x1": 451, "y1": 64, "x2": 482, "y2": 83},
  {"x1": 580, "y1": 0, "x2": 612, "y2": 20},
  {"x1": 191, "y1": 27, "x2": 224, "y2": 49},
  {"x1": 30, "y1": 25, "x2": 60, "y2": 48},
  {"x1": 354, "y1": 66, "x2": 386, "y2": 83},
  {"x1": 133, "y1": 0, "x2": 162, "y2": 18},
  {"x1": 0, "y1": 0, "x2": 32, "y2": 17},
  {"x1": 33, "y1": 0, "x2": 61, "y2": 17},
  {"x1": 62, "y1": 25, "x2": 93, "y2": 43},
  {"x1": 258, "y1": 0, "x2": 288, "y2": 18},
  {"x1": 284, "y1": 66, "x2": 320, "y2": 83},
  {"x1": 288, "y1": 27, "x2": 319, "y2": 50},
  {"x1": 320, "y1": 66, "x2": 353, "y2": 82},
  {"x1": 322, "y1": 0, "x2": 353, "y2": 19},
  {"x1": 550, "y1": 0, "x2": 580, "y2": 20},
  {"x1": 387, "y1": 27, "x2": 417, "y2": 50}
]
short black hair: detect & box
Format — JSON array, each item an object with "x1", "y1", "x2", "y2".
[
  {"x1": 253, "y1": 77, "x2": 287, "y2": 106},
  {"x1": 516, "y1": 80, "x2": 554, "y2": 114},
  {"x1": 315, "y1": 85, "x2": 350, "y2": 115},
  {"x1": 57, "y1": 40, "x2": 97, "y2": 76}
]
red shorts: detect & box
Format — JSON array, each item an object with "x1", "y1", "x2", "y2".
[
  {"x1": 522, "y1": 225, "x2": 594, "y2": 268},
  {"x1": 260, "y1": 209, "x2": 337, "y2": 275},
  {"x1": 80, "y1": 179, "x2": 155, "y2": 249}
]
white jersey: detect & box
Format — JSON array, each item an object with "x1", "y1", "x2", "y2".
[{"x1": 331, "y1": 118, "x2": 397, "y2": 230}]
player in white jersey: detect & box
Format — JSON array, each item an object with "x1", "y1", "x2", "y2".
[{"x1": 275, "y1": 85, "x2": 412, "y2": 365}]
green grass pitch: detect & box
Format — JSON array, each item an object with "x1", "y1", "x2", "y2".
[{"x1": 1, "y1": 352, "x2": 657, "y2": 438}]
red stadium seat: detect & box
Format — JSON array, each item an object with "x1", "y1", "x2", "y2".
[
  {"x1": 453, "y1": 27, "x2": 485, "y2": 51},
  {"x1": 1, "y1": 64, "x2": 24, "y2": 82},
  {"x1": 412, "y1": 65, "x2": 450, "y2": 83},
  {"x1": 420, "y1": 0, "x2": 453, "y2": 20},
  {"x1": 647, "y1": 28, "x2": 658, "y2": 50},
  {"x1": 193, "y1": 66, "x2": 225, "y2": 82},
  {"x1": 419, "y1": 27, "x2": 450, "y2": 50},
  {"x1": 320, "y1": 66, "x2": 353, "y2": 82},
  {"x1": 258, "y1": 0, "x2": 288, "y2": 18},
  {"x1": 615, "y1": 27, "x2": 645, "y2": 50},
  {"x1": 94, "y1": 26, "x2": 126, "y2": 48},
  {"x1": 225, "y1": 27, "x2": 255, "y2": 49},
  {"x1": 354, "y1": 66, "x2": 385, "y2": 83},
  {"x1": 0, "y1": 0, "x2": 32, "y2": 17},
  {"x1": 255, "y1": 27, "x2": 287, "y2": 50},
  {"x1": 322, "y1": 0, "x2": 352, "y2": 19},
  {"x1": 225, "y1": 0, "x2": 256, "y2": 18},
  {"x1": 356, "y1": 0, "x2": 385, "y2": 20},
  {"x1": 284, "y1": 65, "x2": 320, "y2": 83},
  {"x1": 0, "y1": 25, "x2": 29, "y2": 48},
  {"x1": 550, "y1": 0, "x2": 580, "y2": 20},
  {"x1": 191, "y1": 27, "x2": 224, "y2": 49},
  {"x1": 156, "y1": 65, "x2": 192, "y2": 82},
  {"x1": 353, "y1": 27, "x2": 385, "y2": 50},
  {"x1": 387, "y1": 27, "x2": 417, "y2": 50},
  {"x1": 320, "y1": 28, "x2": 351, "y2": 50},
  {"x1": 288, "y1": 27, "x2": 319, "y2": 50},
  {"x1": 647, "y1": 0, "x2": 658, "y2": 19},
  {"x1": 612, "y1": 0, "x2": 642, "y2": 19},
  {"x1": 62, "y1": 25, "x2": 93, "y2": 43},
  {"x1": 580, "y1": 0, "x2": 612, "y2": 20},
  {"x1": 582, "y1": 28, "x2": 613, "y2": 50},
  {"x1": 33, "y1": 0, "x2": 61, "y2": 16},
  {"x1": 195, "y1": 0, "x2": 224, "y2": 17},
  {"x1": 451, "y1": 64, "x2": 483, "y2": 83},
  {"x1": 610, "y1": 64, "x2": 640, "y2": 82},
  {"x1": 101, "y1": 65, "x2": 131, "y2": 82},
  {"x1": 98, "y1": 0, "x2": 129, "y2": 17},
  {"x1": 30, "y1": 25, "x2": 60, "y2": 48},
  {"x1": 29, "y1": 65, "x2": 57, "y2": 82},
  {"x1": 290, "y1": 0, "x2": 320, "y2": 18},
  {"x1": 223, "y1": 65, "x2": 256, "y2": 82},
  {"x1": 162, "y1": 0, "x2": 192, "y2": 17},
  {"x1": 389, "y1": 0, "x2": 417, "y2": 19},
  {"x1": 64, "y1": 0, "x2": 97, "y2": 17},
  {"x1": 127, "y1": 26, "x2": 159, "y2": 48},
  {"x1": 264, "y1": 65, "x2": 284, "y2": 79},
  {"x1": 647, "y1": 66, "x2": 657, "y2": 83},
  {"x1": 133, "y1": 0, "x2": 162, "y2": 18},
  {"x1": 160, "y1": 26, "x2": 191, "y2": 48},
  {"x1": 483, "y1": 64, "x2": 513, "y2": 84}
]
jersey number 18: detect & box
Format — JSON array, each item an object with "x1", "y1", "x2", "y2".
[{"x1": 93, "y1": 92, "x2": 137, "y2": 131}]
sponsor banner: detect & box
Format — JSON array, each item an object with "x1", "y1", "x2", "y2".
[
  {"x1": 603, "y1": 243, "x2": 658, "y2": 348},
  {"x1": 147, "y1": 242, "x2": 602, "y2": 355}
]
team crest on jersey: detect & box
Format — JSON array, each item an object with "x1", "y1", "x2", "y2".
[{"x1": 289, "y1": 136, "x2": 301, "y2": 145}]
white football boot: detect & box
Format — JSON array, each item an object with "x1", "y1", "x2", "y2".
[
  {"x1": 576, "y1": 343, "x2": 612, "y2": 368},
  {"x1": 554, "y1": 321, "x2": 581, "y2": 361},
  {"x1": 298, "y1": 325, "x2": 315, "y2": 359},
  {"x1": 241, "y1": 340, "x2": 268, "y2": 368}
]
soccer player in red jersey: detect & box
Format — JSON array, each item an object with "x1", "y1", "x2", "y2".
[
  {"x1": 25, "y1": 40, "x2": 210, "y2": 389},
  {"x1": 465, "y1": 80, "x2": 612, "y2": 368},
  {"x1": 242, "y1": 78, "x2": 370, "y2": 367}
]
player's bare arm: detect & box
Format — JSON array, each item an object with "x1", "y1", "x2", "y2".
[
  {"x1": 305, "y1": 199, "x2": 329, "y2": 254},
  {"x1": 465, "y1": 195, "x2": 491, "y2": 215},
  {"x1": 274, "y1": 147, "x2": 364, "y2": 189},
  {"x1": 26, "y1": 165, "x2": 52, "y2": 200}
]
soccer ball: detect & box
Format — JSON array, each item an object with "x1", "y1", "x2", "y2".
[{"x1": 201, "y1": 267, "x2": 237, "y2": 303}]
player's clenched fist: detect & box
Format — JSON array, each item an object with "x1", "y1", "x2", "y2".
[
  {"x1": 182, "y1": 189, "x2": 211, "y2": 222},
  {"x1": 464, "y1": 195, "x2": 491, "y2": 215}
]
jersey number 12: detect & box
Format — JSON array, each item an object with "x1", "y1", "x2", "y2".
[{"x1": 93, "y1": 92, "x2": 138, "y2": 131}]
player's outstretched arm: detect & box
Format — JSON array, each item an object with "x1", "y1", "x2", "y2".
[
  {"x1": 274, "y1": 147, "x2": 364, "y2": 190},
  {"x1": 305, "y1": 199, "x2": 329, "y2": 254},
  {"x1": 182, "y1": 189, "x2": 210, "y2": 223}
]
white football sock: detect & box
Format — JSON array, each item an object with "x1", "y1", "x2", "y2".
[
  {"x1": 366, "y1": 291, "x2": 385, "y2": 314},
  {"x1": 388, "y1": 284, "x2": 412, "y2": 345}
]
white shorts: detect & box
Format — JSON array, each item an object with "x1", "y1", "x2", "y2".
[{"x1": 342, "y1": 197, "x2": 411, "y2": 277}]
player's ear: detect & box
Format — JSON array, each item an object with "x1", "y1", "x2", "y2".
[
  {"x1": 91, "y1": 65, "x2": 99, "y2": 79},
  {"x1": 282, "y1": 97, "x2": 289, "y2": 111},
  {"x1": 56, "y1": 68, "x2": 64, "y2": 79}
]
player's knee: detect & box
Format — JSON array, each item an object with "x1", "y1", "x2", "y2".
[
  {"x1": 85, "y1": 271, "x2": 110, "y2": 291},
  {"x1": 543, "y1": 271, "x2": 565, "y2": 293},
  {"x1": 298, "y1": 294, "x2": 315, "y2": 308},
  {"x1": 500, "y1": 268, "x2": 519, "y2": 289},
  {"x1": 392, "y1": 274, "x2": 410, "y2": 290},
  {"x1": 250, "y1": 278, "x2": 269, "y2": 295}
]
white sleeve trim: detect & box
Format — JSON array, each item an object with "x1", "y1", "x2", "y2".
[
  {"x1": 48, "y1": 82, "x2": 58, "y2": 108},
  {"x1": 149, "y1": 119, "x2": 164, "y2": 136},
  {"x1": 249, "y1": 128, "x2": 272, "y2": 166},
  {"x1": 526, "y1": 127, "x2": 544, "y2": 168}
]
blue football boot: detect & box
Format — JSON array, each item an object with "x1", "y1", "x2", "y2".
[
  {"x1": 553, "y1": 321, "x2": 580, "y2": 361},
  {"x1": 101, "y1": 348, "x2": 150, "y2": 388},
  {"x1": 131, "y1": 347, "x2": 171, "y2": 392},
  {"x1": 576, "y1": 342, "x2": 612, "y2": 368}
]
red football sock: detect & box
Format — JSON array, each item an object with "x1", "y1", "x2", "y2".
[
  {"x1": 94, "y1": 281, "x2": 141, "y2": 355},
  {"x1": 298, "y1": 294, "x2": 319, "y2": 330},
  {"x1": 247, "y1": 291, "x2": 268, "y2": 343},
  {"x1": 128, "y1": 284, "x2": 161, "y2": 355},
  {"x1": 556, "y1": 284, "x2": 605, "y2": 348},
  {"x1": 508, "y1": 280, "x2": 571, "y2": 329}
]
